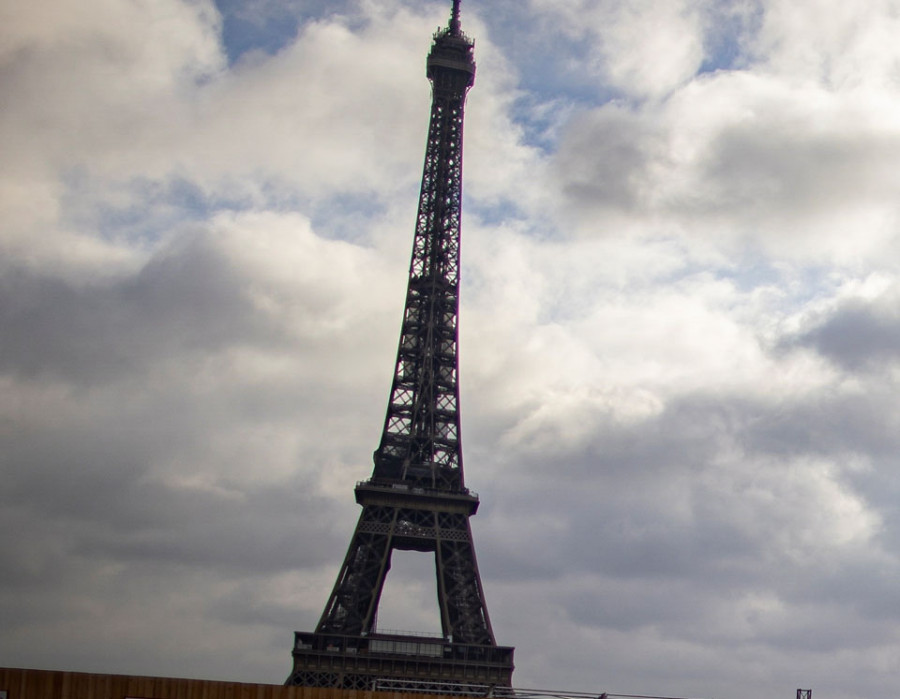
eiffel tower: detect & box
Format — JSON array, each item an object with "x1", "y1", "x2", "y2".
[{"x1": 286, "y1": 0, "x2": 514, "y2": 692}]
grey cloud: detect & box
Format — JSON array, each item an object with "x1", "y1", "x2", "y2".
[
  {"x1": 0, "y1": 230, "x2": 279, "y2": 385},
  {"x1": 1, "y1": 385, "x2": 345, "y2": 577},
  {"x1": 550, "y1": 68, "x2": 900, "y2": 266},
  {"x1": 10, "y1": 0, "x2": 900, "y2": 697},
  {"x1": 792, "y1": 298, "x2": 900, "y2": 371},
  {"x1": 474, "y1": 378, "x2": 899, "y2": 658},
  {"x1": 701, "y1": 124, "x2": 900, "y2": 216},
  {"x1": 480, "y1": 396, "x2": 753, "y2": 581},
  {"x1": 554, "y1": 106, "x2": 662, "y2": 212}
]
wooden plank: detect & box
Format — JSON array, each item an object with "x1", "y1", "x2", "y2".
[{"x1": 0, "y1": 669, "x2": 460, "y2": 699}]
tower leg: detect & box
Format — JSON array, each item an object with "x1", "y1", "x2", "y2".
[
  {"x1": 435, "y1": 516, "x2": 494, "y2": 645},
  {"x1": 289, "y1": 499, "x2": 514, "y2": 690},
  {"x1": 318, "y1": 510, "x2": 393, "y2": 636}
]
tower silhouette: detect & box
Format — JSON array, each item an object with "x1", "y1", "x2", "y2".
[{"x1": 286, "y1": 0, "x2": 514, "y2": 691}]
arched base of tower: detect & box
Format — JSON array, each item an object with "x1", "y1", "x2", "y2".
[{"x1": 286, "y1": 631, "x2": 514, "y2": 693}]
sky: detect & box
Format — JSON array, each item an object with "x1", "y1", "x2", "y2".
[{"x1": 5, "y1": 0, "x2": 900, "y2": 697}]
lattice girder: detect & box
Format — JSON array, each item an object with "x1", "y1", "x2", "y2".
[
  {"x1": 372, "y1": 44, "x2": 471, "y2": 492},
  {"x1": 289, "y1": 3, "x2": 513, "y2": 690},
  {"x1": 316, "y1": 492, "x2": 495, "y2": 645}
]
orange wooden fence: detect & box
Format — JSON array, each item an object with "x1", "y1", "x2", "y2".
[{"x1": 0, "y1": 668, "x2": 428, "y2": 699}]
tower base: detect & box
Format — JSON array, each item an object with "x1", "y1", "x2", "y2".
[{"x1": 286, "y1": 632, "x2": 514, "y2": 692}]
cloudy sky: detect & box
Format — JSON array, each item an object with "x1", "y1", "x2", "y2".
[{"x1": 6, "y1": 0, "x2": 900, "y2": 697}]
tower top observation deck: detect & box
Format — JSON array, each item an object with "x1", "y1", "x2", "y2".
[{"x1": 427, "y1": 0, "x2": 475, "y2": 86}]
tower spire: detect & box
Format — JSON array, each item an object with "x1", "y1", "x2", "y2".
[
  {"x1": 286, "y1": 1, "x2": 513, "y2": 692},
  {"x1": 450, "y1": 0, "x2": 461, "y2": 35}
]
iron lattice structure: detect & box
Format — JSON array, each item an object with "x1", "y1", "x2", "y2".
[{"x1": 286, "y1": 1, "x2": 514, "y2": 692}]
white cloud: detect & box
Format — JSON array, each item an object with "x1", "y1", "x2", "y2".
[
  {"x1": 753, "y1": 0, "x2": 900, "y2": 90},
  {"x1": 529, "y1": 0, "x2": 707, "y2": 99},
  {"x1": 553, "y1": 65, "x2": 900, "y2": 265}
]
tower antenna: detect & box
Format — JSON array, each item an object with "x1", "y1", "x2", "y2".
[{"x1": 450, "y1": 0, "x2": 461, "y2": 34}]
